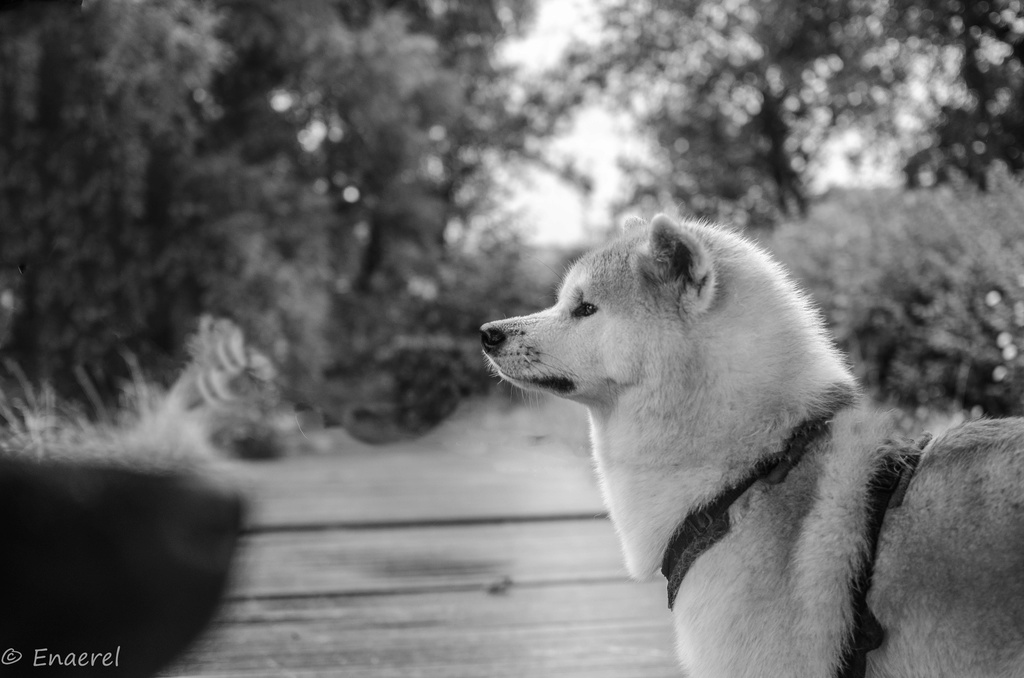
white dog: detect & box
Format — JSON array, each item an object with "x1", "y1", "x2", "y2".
[{"x1": 482, "y1": 214, "x2": 1024, "y2": 678}]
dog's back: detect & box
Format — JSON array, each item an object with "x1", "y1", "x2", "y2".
[{"x1": 871, "y1": 417, "x2": 1024, "y2": 677}]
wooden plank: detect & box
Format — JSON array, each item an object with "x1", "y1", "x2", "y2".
[
  {"x1": 160, "y1": 399, "x2": 685, "y2": 678},
  {"x1": 232, "y1": 518, "x2": 628, "y2": 598},
  {"x1": 165, "y1": 580, "x2": 678, "y2": 678},
  {"x1": 239, "y1": 412, "x2": 602, "y2": 528}
]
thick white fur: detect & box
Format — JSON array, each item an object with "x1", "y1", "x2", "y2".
[{"x1": 483, "y1": 215, "x2": 1024, "y2": 677}]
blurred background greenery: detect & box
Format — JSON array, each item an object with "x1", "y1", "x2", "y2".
[{"x1": 0, "y1": 0, "x2": 1022, "y2": 444}]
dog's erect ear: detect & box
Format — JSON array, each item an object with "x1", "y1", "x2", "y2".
[
  {"x1": 622, "y1": 215, "x2": 647, "y2": 233},
  {"x1": 642, "y1": 214, "x2": 715, "y2": 311}
]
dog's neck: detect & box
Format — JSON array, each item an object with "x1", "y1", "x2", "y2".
[
  {"x1": 587, "y1": 378, "x2": 860, "y2": 580},
  {"x1": 660, "y1": 390, "x2": 855, "y2": 608}
]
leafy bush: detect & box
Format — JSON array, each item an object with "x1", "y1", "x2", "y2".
[
  {"x1": 768, "y1": 167, "x2": 1024, "y2": 417},
  {"x1": 321, "y1": 218, "x2": 560, "y2": 441}
]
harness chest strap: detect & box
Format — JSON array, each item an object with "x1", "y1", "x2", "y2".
[
  {"x1": 660, "y1": 408, "x2": 844, "y2": 608},
  {"x1": 660, "y1": 422, "x2": 929, "y2": 678}
]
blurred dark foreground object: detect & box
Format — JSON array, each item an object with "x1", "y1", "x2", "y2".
[
  {"x1": 0, "y1": 0, "x2": 81, "y2": 11},
  {"x1": 0, "y1": 455, "x2": 243, "y2": 678}
]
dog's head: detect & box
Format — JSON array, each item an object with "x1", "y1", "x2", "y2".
[
  {"x1": 481, "y1": 214, "x2": 719, "y2": 407},
  {"x1": 482, "y1": 214, "x2": 851, "y2": 415}
]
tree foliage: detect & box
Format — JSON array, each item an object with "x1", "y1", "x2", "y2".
[
  {"x1": 897, "y1": 0, "x2": 1024, "y2": 187},
  {"x1": 0, "y1": 0, "x2": 224, "y2": 390},
  {"x1": 0, "y1": 0, "x2": 545, "y2": 418},
  {"x1": 565, "y1": 0, "x2": 1024, "y2": 227}
]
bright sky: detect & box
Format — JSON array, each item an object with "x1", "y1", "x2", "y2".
[{"x1": 499, "y1": 0, "x2": 629, "y2": 247}]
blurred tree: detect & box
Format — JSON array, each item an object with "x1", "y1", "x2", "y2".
[
  {"x1": 194, "y1": 0, "x2": 545, "y2": 411},
  {"x1": 0, "y1": 0, "x2": 224, "y2": 391},
  {"x1": 563, "y1": 0, "x2": 1024, "y2": 226},
  {"x1": 0, "y1": 0, "x2": 547, "y2": 429},
  {"x1": 202, "y1": 0, "x2": 538, "y2": 293},
  {"x1": 561, "y1": 0, "x2": 903, "y2": 227},
  {"x1": 896, "y1": 0, "x2": 1024, "y2": 188}
]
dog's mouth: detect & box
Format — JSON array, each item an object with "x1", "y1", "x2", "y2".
[
  {"x1": 527, "y1": 375, "x2": 577, "y2": 395},
  {"x1": 487, "y1": 359, "x2": 577, "y2": 396}
]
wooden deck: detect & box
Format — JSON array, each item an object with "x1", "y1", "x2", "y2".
[{"x1": 165, "y1": 400, "x2": 679, "y2": 677}]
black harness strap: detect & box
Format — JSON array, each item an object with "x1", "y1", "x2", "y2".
[
  {"x1": 659, "y1": 384, "x2": 932, "y2": 677},
  {"x1": 660, "y1": 462, "x2": 771, "y2": 609},
  {"x1": 836, "y1": 434, "x2": 929, "y2": 678},
  {"x1": 661, "y1": 384, "x2": 858, "y2": 609}
]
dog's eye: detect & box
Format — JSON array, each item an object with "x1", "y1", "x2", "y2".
[{"x1": 572, "y1": 302, "x2": 598, "y2": 318}]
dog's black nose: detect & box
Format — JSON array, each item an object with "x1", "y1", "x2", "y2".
[{"x1": 480, "y1": 324, "x2": 506, "y2": 353}]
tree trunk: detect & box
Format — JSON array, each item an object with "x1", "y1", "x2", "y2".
[
  {"x1": 758, "y1": 89, "x2": 807, "y2": 217},
  {"x1": 354, "y1": 217, "x2": 384, "y2": 293}
]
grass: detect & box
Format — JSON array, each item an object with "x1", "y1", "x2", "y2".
[{"x1": 0, "y1": 316, "x2": 282, "y2": 469}]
